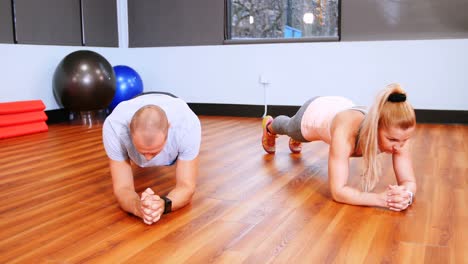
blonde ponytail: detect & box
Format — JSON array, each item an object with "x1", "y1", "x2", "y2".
[{"x1": 357, "y1": 83, "x2": 416, "y2": 191}]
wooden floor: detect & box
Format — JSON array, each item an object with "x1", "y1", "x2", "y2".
[{"x1": 0, "y1": 116, "x2": 466, "y2": 263}]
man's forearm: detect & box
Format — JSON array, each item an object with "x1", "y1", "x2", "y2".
[
  {"x1": 115, "y1": 189, "x2": 143, "y2": 218},
  {"x1": 166, "y1": 186, "x2": 195, "y2": 211}
]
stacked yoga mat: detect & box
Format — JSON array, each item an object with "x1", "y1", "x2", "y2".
[{"x1": 0, "y1": 100, "x2": 48, "y2": 139}]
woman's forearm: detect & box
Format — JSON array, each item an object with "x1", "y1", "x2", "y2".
[
  {"x1": 398, "y1": 180, "x2": 416, "y2": 194},
  {"x1": 331, "y1": 185, "x2": 387, "y2": 208}
]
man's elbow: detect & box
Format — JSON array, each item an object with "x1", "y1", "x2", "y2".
[
  {"x1": 113, "y1": 187, "x2": 131, "y2": 206},
  {"x1": 185, "y1": 186, "x2": 196, "y2": 200},
  {"x1": 113, "y1": 192, "x2": 126, "y2": 208},
  {"x1": 176, "y1": 182, "x2": 196, "y2": 200}
]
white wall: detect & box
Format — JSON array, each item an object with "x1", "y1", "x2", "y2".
[
  {"x1": 126, "y1": 39, "x2": 468, "y2": 111},
  {"x1": 1, "y1": 0, "x2": 467, "y2": 112}
]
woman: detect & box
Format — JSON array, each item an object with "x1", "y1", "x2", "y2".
[{"x1": 261, "y1": 83, "x2": 416, "y2": 211}]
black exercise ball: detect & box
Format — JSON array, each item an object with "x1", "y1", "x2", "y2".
[{"x1": 53, "y1": 50, "x2": 116, "y2": 112}]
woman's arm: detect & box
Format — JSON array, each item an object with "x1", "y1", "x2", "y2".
[
  {"x1": 328, "y1": 136, "x2": 388, "y2": 207},
  {"x1": 392, "y1": 141, "x2": 417, "y2": 194},
  {"x1": 328, "y1": 111, "x2": 388, "y2": 207},
  {"x1": 385, "y1": 141, "x2": 417, "y2": 211}
]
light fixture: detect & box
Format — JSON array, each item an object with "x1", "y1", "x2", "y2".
[
  {"x1": 249, "y1": 16, "x2": 254, "y2": 24},
  {"x1": 303, "y1": 12, "x2": 314, "y2": 24}
]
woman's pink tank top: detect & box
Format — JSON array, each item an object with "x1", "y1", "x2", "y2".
[{"x1": 301, "y1": 96, "x2": 355, "y2": 144}]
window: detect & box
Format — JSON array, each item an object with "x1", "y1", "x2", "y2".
[{"x1": 227, "y1": 0, "x2": 340, "y2": 42}]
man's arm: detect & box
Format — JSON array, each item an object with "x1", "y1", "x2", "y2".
[
  {"x1": 109, "y1": 159, "x2": 146, "y2": 220},
  {"x1": 165, "y1": 156, "x2": 199, "y2": 211}
]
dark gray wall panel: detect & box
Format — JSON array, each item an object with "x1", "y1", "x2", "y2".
[
  {"x1": 82, "y1": 0, "x2": 118, "y2": 47},
  {"x1": 15, "y1": 0, "x2": 82, "y2": 45},
  {"x1": 129, "y1": 0, "x2": 224, "y2": 47},
  {"x1": 0, "y1": 0, "x2": 14, "y2": 43},
  {"x1": 341, "y1": 0, "x2": 468, "y2": 41}
]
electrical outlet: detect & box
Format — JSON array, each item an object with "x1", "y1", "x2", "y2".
[{"x1": 259, "y1": 74, "x2": 270, "y2": 84}]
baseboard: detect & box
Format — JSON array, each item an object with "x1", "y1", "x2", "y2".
[
  {"x1": 412, "y1": 109, "x2": 468, "y2": 124},
  {"x1": 46, "y1": 104, "x2": 468, "y2": 124},
  {"x1": 187, "y1": 103, "x2": 302, "y2": 118},
  {"x1": 45, "y1": 109, "x2": 70, "y2": 124},
  {"x1": 188, "y1": 103, "x2": 468, "y2": 124}
]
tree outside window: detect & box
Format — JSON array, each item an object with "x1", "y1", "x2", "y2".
[{"x1": 228, "y1": 0, "x2": 339, "y2": 41}]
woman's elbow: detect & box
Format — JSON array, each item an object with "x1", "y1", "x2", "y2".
[{"x1": 330, "y1": 188, "x2": 346, "y2": 203}]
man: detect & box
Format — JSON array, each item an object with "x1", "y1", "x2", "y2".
[{"x1": 102, "y1": 93, "x2": 201, "y2": 225}]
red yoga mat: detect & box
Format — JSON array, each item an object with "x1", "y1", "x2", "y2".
[
  {"x1": 0, "y1": 100, "x2": 46, "y2": 114},
  {"x1": 0, "y1": 122, "x2": 48, "y2": 139},
  {"x1": 0, "y1": 111, "x2": 48, "y2": 127}
]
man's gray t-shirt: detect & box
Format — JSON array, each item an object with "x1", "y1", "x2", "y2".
[{"x1": 102, "y1": 94, "x2": 201, "y2": 167}]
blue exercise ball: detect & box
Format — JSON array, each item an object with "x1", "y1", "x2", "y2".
[{"x1": 108, "y1": 65, "x2": 144, "y2": 110}]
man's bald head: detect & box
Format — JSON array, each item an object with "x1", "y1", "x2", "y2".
[{"x1": 130, "y1": 105, "x2": 169, "y2": 147}]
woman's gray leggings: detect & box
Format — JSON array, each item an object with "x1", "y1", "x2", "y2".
[{"x1": 271, "y1": 97, "x2": 317, "y2": 142}]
